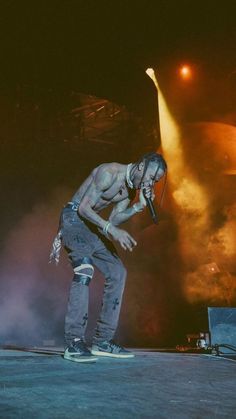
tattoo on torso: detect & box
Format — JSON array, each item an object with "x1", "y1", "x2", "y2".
[{"x1": 71, "y1": 163, "x2": 135, "y2": 213}]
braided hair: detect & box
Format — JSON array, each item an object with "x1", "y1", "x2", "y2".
[
  {"x1": 131, "y1": 152, "x2": 167, "y2": 206},
  {"x1": 130, "y1": 152, "x2": 167, "y2": 181},
  {"x1": 137, "y1": 152, "x2": 167, "y2": 175}
]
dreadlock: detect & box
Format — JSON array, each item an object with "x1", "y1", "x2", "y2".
[
  {"x1": 137, "y1": 152, "x2": 167, "y2": 175},
  {"x1": 131, "y1": 152, "x2": 167, "y2": 207}
]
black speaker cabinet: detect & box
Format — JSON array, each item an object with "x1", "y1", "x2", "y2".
[{"x1": 208, "y1": 307, "x2": 236, "y2": 354}]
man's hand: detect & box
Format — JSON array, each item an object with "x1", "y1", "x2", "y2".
[
  {"x1": 108, "y1": 225, "x2": 137, "y2": 251},
  {"x1": 134, "y1": 188, "x2": 155, "y2": 212},
  {"x1": 141, "y1": 186, "x2": 155, "y2": 201}
]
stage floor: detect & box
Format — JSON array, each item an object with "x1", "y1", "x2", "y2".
[{"x1": 1, "y1": 348, "x2": 236, "y2": 418}]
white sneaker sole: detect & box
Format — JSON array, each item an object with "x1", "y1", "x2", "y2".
[
  {"x1": 91, "y1": 349, "x2": 134, "y2": 359},
  {"x1": 64, "y1": 353, "x2": 97, "y2": 363}
]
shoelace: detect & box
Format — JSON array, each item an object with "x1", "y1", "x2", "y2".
[
  {"x1": 109, "y1": 340, "x2": 123, "y2": 351},
  {"x1": 73, "y1": 339, "x2": 89, "y2": 352}
]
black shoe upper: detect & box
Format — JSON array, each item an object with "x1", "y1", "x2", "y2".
[
  {"x1": 98, "y1": 340, "x2": 130, "y2": 354},
  {"x1": 67, "y1": 338, "x2": 91, "y2": 356}
]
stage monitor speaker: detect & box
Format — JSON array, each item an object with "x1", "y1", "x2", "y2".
[{"x1": 208, "y1": 307, "x2": 236, "y2": 354}]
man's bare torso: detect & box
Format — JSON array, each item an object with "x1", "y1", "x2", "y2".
[{"x1": 71, "y1": 163, "x2": 134, "y2": 212}]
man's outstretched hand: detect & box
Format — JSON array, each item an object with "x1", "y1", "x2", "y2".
[{"x1": 108, "y1": 225, "x2": 137, "y2": 251}]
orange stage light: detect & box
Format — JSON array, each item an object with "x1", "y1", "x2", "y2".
[{"x1": 179, "y1": 65, "x2": 192, "y2": 80}]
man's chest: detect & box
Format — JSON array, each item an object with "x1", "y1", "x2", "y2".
[{"x1": 102, "y1": 183, "x2": 129, "y2": 202}]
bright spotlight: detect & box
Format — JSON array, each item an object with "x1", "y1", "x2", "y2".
[
  {"x1": 145, "y1": 66, "x2": 209, "y2": 215},
  {"x1": 146, "y1": 68, "x2": 158, "y2": 88},
  {"x1": 179, "y1": 65, "x2": 192, "y2": 80}
]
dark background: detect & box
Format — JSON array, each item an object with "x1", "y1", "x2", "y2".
[{"x1": 1, "y1": 1, "x2": 236, "y2": 119}]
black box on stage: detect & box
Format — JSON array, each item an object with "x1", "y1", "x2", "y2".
[{"x1": 208, "y1": 307, "x2": 236, "y2": 354}]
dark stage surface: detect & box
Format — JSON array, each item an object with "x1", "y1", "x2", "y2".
[{"x1": 1, "y1": 348, "x2": 236, "y2": 418}]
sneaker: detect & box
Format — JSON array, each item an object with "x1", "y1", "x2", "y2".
[
  {"x1": 64, "y1": 338, "x2": 97, "y2": 363},
  {"x1": 91, "y1": 340, "x2": 135, "y2": 358}
]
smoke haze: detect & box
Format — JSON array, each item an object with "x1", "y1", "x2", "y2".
[
  {"x1": 0, "y1": 187, "x2": 72, "y2": 346},
  {"x1": 0, "y1": 122, "x2": 236, "y2": 348}
]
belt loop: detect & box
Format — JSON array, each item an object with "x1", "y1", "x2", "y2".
[{"x1": 66, "y1": 201, "x2": 80, "y2": 211}]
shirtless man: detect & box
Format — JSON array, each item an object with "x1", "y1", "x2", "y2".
[{"x1": 51, "y1": 152, "x2": 167, "y2": 362}]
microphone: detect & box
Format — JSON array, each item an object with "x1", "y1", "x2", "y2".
[{"x1": 143, "y1": 189, "x2": 158, "y2": 224}]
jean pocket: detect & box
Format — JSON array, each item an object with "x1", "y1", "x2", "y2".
[{"x1": 62, "y1": 211, "x2": 79, "y2": 226}]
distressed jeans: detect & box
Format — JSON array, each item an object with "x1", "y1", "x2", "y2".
[{"x1": 60, "y1": 204, "x2": 127, "y2": 346}]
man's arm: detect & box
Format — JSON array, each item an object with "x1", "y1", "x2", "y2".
[
  {"x1": 78, "y1": 167, "x2": 137, "y2": 251},
  {"x1": 109, "y1": 198, "x2": 143, "y2": 226},
  {"x1": 78, "y1": 169, "x2": 114, "y2": 230},
  {"x1": 109, "y1": 188, "x2": 149, "y2": 226}
]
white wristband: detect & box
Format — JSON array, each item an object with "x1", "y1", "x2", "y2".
[
  {"x1": 103, "y1": 221, "x2": 111, "y2": 236},
  {"x1": 133, "y1": 203, "x2": 143, "y2": 213}
]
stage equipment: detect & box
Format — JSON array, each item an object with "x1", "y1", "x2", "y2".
[
  {"x1": 176, "y1": 332, "x2": 210, "y2": 352},
  {"x1": 208, "y1": 307, "x2": 236, "y2": 355},
  {"x1": 186, "y1": 332, "x2": 210, "y2": 349}
]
